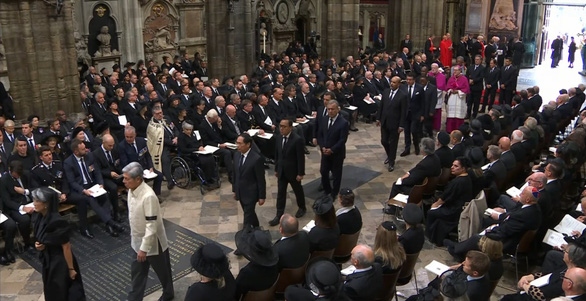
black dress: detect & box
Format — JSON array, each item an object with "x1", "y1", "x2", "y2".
[
  {"x1": 308, "y1": 224, "x2": 341, "y2": 252},
  {"x1": 184, "y1": 271, "x2": 236, "y2": 301},
  {"x1": 425, "y1": 175, "x2": 473, "y2": 246},
  {"x1": 33, "y1": 212, "x2": 85, "y2": 301}
]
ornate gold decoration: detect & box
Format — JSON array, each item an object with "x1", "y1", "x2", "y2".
[
  {"x1": 153, "y1": 3, "x2": 165, "y2": 16},
  {"x1": 95, "y1": 5, "x2": 107, "y2": 17}
]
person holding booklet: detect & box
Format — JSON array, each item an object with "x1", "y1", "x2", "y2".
[
  {"x1": 501, "y1": 235, "x2": 586, "y2": 301},
  {"x1": 0, "y1": 161, "x2": 34, "y2": 252},
  {"x1": 177, "y1": 121, "x2": 219, "y2": 190}
]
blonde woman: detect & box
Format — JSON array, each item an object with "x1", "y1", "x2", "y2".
[{"x1": 374, "y1": 221, "x2": 406, "y2": 274}]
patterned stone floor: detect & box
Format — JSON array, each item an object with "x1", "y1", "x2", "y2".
[{"x1": 1, "y1": 64, "x2": 585, "y2": 301}]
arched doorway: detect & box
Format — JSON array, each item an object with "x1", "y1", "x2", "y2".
[{"x1": 296, "y1": 17, "x2": 307, "y2": 44}]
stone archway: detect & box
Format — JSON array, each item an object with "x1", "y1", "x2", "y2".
[{"x1": 88, "y1": 3, "x2": 120, "y2": 57}]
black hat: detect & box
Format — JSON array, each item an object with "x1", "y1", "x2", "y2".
[
  {"x1": 381, "y1": 221, "x2": 397, "y2": 231},
  {"x1": 439, "y1": 270, "x2": 468, "y2": 298},
  {"x1": 124, "y1": 62, "x2": 136, "y2": 68},
  {"x1": 235, "y1": 228, "x2": 278, "y2": 267},
  {"x1": 501, "y1": 104, "x2": 512, "y2": 115},
  {"x1": 95, "y1": 121, "x2": 110, "y2": 134},
  {"x1": 190, "y1": 242, "x2": 229, "y2": 279},
  {"x1": 339, "y1": 188, "x2": 353, "y2": 196},
  {"x1": 466, "y1": 147, "x2": 484, "y2": 168},
  {"x1": 437, "y1": 131, "x2": 450, "y2": 146},
  {"x1": 470, "y1": 119, "x2": 482, "y2": 133},
  {"x1": 304, "y1": 259, "x2": 341, "y2": 296},
  {"x1": 403, "y1": 203, "x2": 423, "y2": 225},
  {"x1": 70, "y1": 127, "x2": 85, "y2": 140},
  {"x1": 312, "y1": 195, "x2": 334, "y2": 215},
  {"x1": 40, "y1": 133, "x2": 63, "y2": 146},
  {"x1": 112, "y1": 64, "x2": 120, "y2": 70}
]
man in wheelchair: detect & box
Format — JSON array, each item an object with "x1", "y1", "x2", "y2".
[{"x1": 177, "y1": 121, "x2": 219, "y2": 190}]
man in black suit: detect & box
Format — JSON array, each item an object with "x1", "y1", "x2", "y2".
[
  {"x1": 446, "y1": 185, "x2": 542, "y2": 257},
  {"x1": 435, "y1": 131, "x2": 455, "y2": 169},
  {"x1": 377, "y1": 76, "x2": 408, "y2": 172},
  {"x1": 312, "y1": 100, "x2": 349, "y2": 199},
  {"x1": 388, "y1": 138, "x2": 441, "y2": 200},
  {"x1": 466, "y1": 55, "x2": 486, "y2": 118},
  {"x1": 500, "y1": 58, "x2": 518, "y2": 106},
  {"x1": 336, "y1": 188, "x2": 362, "y2": 235},
  {"x1": 199, "y1": 109, "x2": 235, "y2": 182},
  {"x1": 273, "y1": 214, "x2": 310, "y2": 270},
  {"x1": 343, "y1": 244, "x2": 383, "y2": 301},
  {"x1": 401, "y1": 73, "x2": 425, "y2": 156},
  {"x1": 452, "y1": 251, "x2": 492, "y2": 301},
  {"x1": 0, "y1": 161, "x2": 34, "y2": 250},
  {"x1": 483, "y1": 145, "x2": 507, "y2": 205},
  {"x1": 498, "y1": 136, "x2": 516, "y2": 171},
  {"x1": 510, "y1": 130, "x2": 527, "y2": 162},
  {"x1": 90, "y1": 92, "x2": 109, "y2": 131},
  {"x1": 64, "y1": 139, "x2": 124, "y2": 238},
  {"x1": 420, "y1": 76, "x2": 438, "y2": 138},
  {"x1": 0, "y1": 130, "x2": 9, "y2": 174},
  {"x1": 2, "y1": 119, "x2": 16, "y2": 153},
  {"x1": 93, "y1": 134, "x2": 124, "y2": 221},
  {"x1": 400, "y1": 34, "x2": 413, "y2": 54},
  {"x1": 118, "y1": 126, "x2": 163, "y2": 195},
  {"x1": 481, "y1": 59, "x2": 500, "y2": 113},
  {"x1": 20, "y1": 120, "x2": 42, "y2": 154},
  {"x1": 269, "y1": 119, "x2": 306, "y2": 226},
  {"x1": 484, "y1": 37, "x2": 498, "y2": 66},
  {"x1": 154, "y1": 74, "x2": 170, "y2": 97},
  {"x1": 233, "y1": 133, "x2": 266, "y2": 230}
]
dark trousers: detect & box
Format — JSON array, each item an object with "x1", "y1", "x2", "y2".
[
  {"x1": 128, "y1": 243, "x2": 174, "y2": 301},
  {"x1": 69, "y1": 190, "x2": 112, "y2": 225},
  {"x1": 541, "y1": 250, "x2": 564, "y2": 274},
  {"x1": 467, "y1": 89, "x2": 483, "y2": 118},
  {"x1": 448, "y1": 234, "x2": 482, "y2": 260},
  {"x1": 276, "y1": 175, "x2": 306, "y2": 216},
  {"x1": 404, "y1": 111, "x2": 422, "y2": 152},
  {"x1": 103, "y1": 178, "x2": 122, "y2": 215},
  {"x1": 240, "y1": 200, "x2": 259, "y2": 228},
  {"x1": 481, "y1": 87, "x2": 497, "y2": 110},
  {"x1": 150, "y1": 170, "x2": 164, "y2": 195},
  {"x1": 2, "y1": 214, "x2": 18, "y2": 252},
  {"x1": 389, "y1": 183, "x2": 413, "y2": 199},
  {"x1": 63, "y1": 193, "x2": 89, "y2": 230},
  {"x1": 381, "y1": 127, "x2": 400, "y2": 165},
  {"x1": 500, "y1": 89, "x2": 514, "y2": 106},
  {"x1": 161, "y1": 148, "x2": 172, "y2": 184},
  {"x1": 214, "y1": 148, "x2": 234, "y2": 179},
  {"x1": 320, "y1": 153, "x2": 344, "y2": 197},
  {"x1": 423, "y1": 115, "x2": 434, "y2": 138},
  {"x1": 6, "y1": 210, "x2": 32, "y2": 245}
]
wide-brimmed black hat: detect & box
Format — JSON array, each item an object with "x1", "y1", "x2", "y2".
[
  {"x1": 70, "y1": 127, "x2": 85, "y2": 140},
  {"x1": 235, "y1": 228, "x2": 278, "y2": 267},
  {"x1": 466, "y1": 147, "x2": 484, "y2": 168},
  {"x1": 304, "y1": 258, "x2": 341, "y2": 296},
  {"x1": 95, "y1": 121, "x2": 110, "y2": 134},
  {"x1": 313, "y1": 195, "x2": 334, "y2": 215},
  {"x1": 403, "y1": 203, "x2": 423, "y2": 225},
  {"x1": 40, "y1": 133, "x2": 63, "y2": 146},
  {"x1": 124, "y1": 62, "x2": 136, "y2": 68},
  {"x1": 439, "y1": 270, "x2": 468, "y2": 298},
  {"x1": 190, "y1": 242, "x2": 229, "y2": 279}
]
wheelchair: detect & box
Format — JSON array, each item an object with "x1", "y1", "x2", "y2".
[{"x1": 170, "y1": 153, "x2": 221, "y2": 195}]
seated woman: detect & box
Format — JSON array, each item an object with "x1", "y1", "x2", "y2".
[
  {"x1": 105, "y1": 100, "x2": 127, "y2": 142},
  {"x1": 41, "y1": 133, "x2": 65, "y2": 162},
  {"x1": 177, "y1": 121, "x2": 219, "y2": 189},
  {"x1": 426, "y1": 157, "x2": 473, "y2": 246},
  {"x1": 335, "y1": 188, "x2": 362, "y2": 235},
  {"x1": 308, "y1": 196, "x2": 340, "y2": 252},
  {"x1": 501, "y1": 235, "x2": 586, "y2": 301},
  {"x1": 284, "y1": 258, "x2": 345, "y2": 301},
  {"x1": 399, "y1": 203, "x2": 426, "y2": 255},
  {"x1": 185, "y1": 242, "x2": 235, "y2": 301},
  {"x1": 374, "y1": 221, "x2": 406, "y2": 274},
  {"x1": 466, "y1": 147, "x2": 486, "y2": 198}
]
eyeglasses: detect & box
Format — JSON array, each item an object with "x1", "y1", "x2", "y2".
[{"x1": 560, "y1": 271, "x2": 573, "y2": 285}]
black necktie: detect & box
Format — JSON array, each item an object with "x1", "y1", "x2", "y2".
[
  {"x1": 328, "y1": 118, "x2": 334, "y2": 129},
  {"x1": 390, "y1": 90, "x2": 395, "y2": 100},
  {"x1": 239, "y1": 154, "x2": 245, "y2": 167},
  {"x1": 80, "y1": 158, "x2": 92, "y2": 184},
  {"x1": 408, "y1": 86, "x2": 412, "y2": 98},
  {"x1": 106, "y1": 151, "x2": 114, "y2": 164},
  {"x1": 132, "y1": 143, "x2": 138, "y2": 154},
  {"x1": 0, "y1": 144, "x2": 4, "y2": 154},
  {"x1": 28, "y1": 138, "x2": 34, "y2": 149},
  {"x1": 283, "y1": 136, "x2": 288, "y2": 148}
]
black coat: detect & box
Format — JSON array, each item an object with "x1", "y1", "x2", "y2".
[
  {"x1": 500, "y1": 65, "x2": 518, "y2": 91},
  {"x1": 118, "y1": 137, "x2": 154, "y2": 170},
  {"x1": 235, "y1": 262, "x2": 278, "y2": 300},
  {"x1": 232, "y1": 150, "x2": 266, "y2": 204},
  {"x1": 435, "y1": 146, "x2": 454, "y2": 169},
  {"x1": 399, "y1": 226, "x2": 425, "y2": 254},
  {"x1": 0, "y1": 174, "x2": 31, "y2": 212},
  {"x1": 377, "y1": 88, "x2": 408, "y2": 130},
  {"x1": 485, "y1": 204, "x2": 542, "y2": 254},
  {"x1": 30, "y1": 162, "x2": 69, "y2": 194},
  {"x1": 403, "y1": 154, "x2": 442, "y2": 187},
  {"x1": 342, "y1": 263, "x2": 384, "y2": 301},
  {"x1": 404, "y1": 83, "x2": 426, "y2": 118},
  {"x1": 274, "y1": 132, "x2": 305, "y2": 179},
  {"x1": 273, "y1": 231, "x2": 311, "y2": 270},
  {"x1": 337, "y1": 207, "x2": 362, "y2": 235},
  {"x1": 308, "y1": 225, "x2": 340, "y2": 252}
]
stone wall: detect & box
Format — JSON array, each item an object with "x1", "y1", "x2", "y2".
[{"x1": 0, "y1": 0, "x2": 79, "y2": 119}]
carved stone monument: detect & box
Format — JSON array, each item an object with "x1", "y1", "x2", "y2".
[{"x1": 143, "y1": 3, "x2": 178, "y2": 63}]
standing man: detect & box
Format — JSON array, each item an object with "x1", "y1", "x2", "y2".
[
  {"x1": 269, "y1": 119, "x2": 306, "y2": 226},
  {"x1": 480, "y1": 59, "x2": 500, "y2": 113},
  {"x1": 312, "y1": 100, "x2": 349, "y2": 199},
  {"x1": 233, "y1": 133, "x2": 266, "y2": 232},
  {"x1": 148, "y1": 106, "x2": 178, "y2": 191},
  {"x1": 376, "y1": 76, "x2": 408, "y2": 172},
  {"x1": 500, "y1": 58, "x2": 518, "y2": 106},
  {"x1": 123, "y1": 162, "x2": 174, "y2": 301},
  {"x1": 551, "y1": 35, "x2": 563, "y2": 68},
  {"x1": 466, "y1": 55, "x2": 486, "y2": 118},
  {"x1": 401, "y1": 73, "x2": 425, "y2": 156}
]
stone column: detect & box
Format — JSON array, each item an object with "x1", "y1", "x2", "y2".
[
  {"x1": 0, "y1": 0, "x2": 78, "y2": 118},
  {"x1": 121, "y1": 0, "x2": 144, "y2": 63},
  {"x1": 324, "y1": 0, "x2": 360, "y2": 61},
  {"x1": 206, "y1": 1, "x2": 229, "y2": 77}
]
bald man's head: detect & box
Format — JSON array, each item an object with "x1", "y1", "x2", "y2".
[
  {"x1": 564, "y1": 267, "x2": 586, "y2": 295},
  {"x1": 351, "y1": 244, "x2": 374, "y2": 269},
  {"x1": 101, "y1": 134, "x2": 115, "y2": 151},
  {"x1": 279, "y1": 213, "x2": 298, "y2": 236},
  {"x1": 498, "y1": 137, "x2": 511, "y2": 151}
]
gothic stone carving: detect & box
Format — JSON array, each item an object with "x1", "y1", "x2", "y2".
[{"x1": 144, "y1": 3, "x2": 178, "y2": 51}]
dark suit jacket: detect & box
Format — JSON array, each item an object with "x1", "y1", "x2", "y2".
[
  {"x1": 500, "y1": 150, "x2": 516, "y2": 171},
  {"x1": 337, "y1": 207, "x2": 362, "y2": 235},
  {"x1": 404, "y1": 83, "x2": 425, "y2": 118},
  {"x1": 235, "y1": 262, "x2": 278, "y2": 300},
  {"x1": 63, "y1": 152, "x2": 103, "y2": 194},
  {"x1": 510, "y1": 142, "x2": 527, "y2": 162},
  {"x1": 422, "y1": 83, "x2": 438, "y2": 117},
  {"x1": 483, "y1": 160, "x2": 506, "y2": 187},
  {"x1": 199, "y1": 119, "x2": 227, "y2": 145},
  {"x1": 233, "y1": 150, "x2": 266, "y2": 204},
  {"x1": 467, "y1": 64, "x2": 486, "y2": 91},
  {"x1": 467, "y1": 275, "x2": 492, "y2": 301},
  {"x1": 0, "y1": 174, "x2": 31, "y2": 211},
  {"x1": 273, "y1": 231, "x2": 310, "y2": 270},
  {"x1": 295, "y1": 93, "x2": 317, "y2": 116},
  {"x1": 485, "y1": 204, "x2": 541, "y2": 253},
  {"x1": 451, "y1": 142, "x2": 466, "y2": 159},
  {"x1": 0, "y1": 144, "x2": 8, "y2": 173},
  {"x1": 30, "y1": 161, "x2": 70, "y2": 194},
  {"x1": 90, "y1": 103, "x2": 109, "y2": 125},
  {"x1": 377, "y1": 88, "x2": 408, "y2": 132},
  {"x1": 399, "y1": 226, "x2": 425, "y2": 254},
  {"x1": 118, "y1": 137, "x2": 154, "y2": 170},
  {"x1": 343, "y1": 263, "x2": 383, "y2": 301},
  {"x1": 435, "y1": 146, "x2": 454, "y2": 169},
  {"x1": 220, "y1": 115, "x2": 242, "y2": 143},
  {"x1": 500, "y1": 65, "x2": 518, "y2": 91},
  {"x1": 403, "y1": 154, "x2": 442, "y2": 187},
  {"x1": 315, "y1": 114, "x2": 349, "y2": 158},
  {"x1": 484, "y1": 66, "x2": 501, "y2": 88},
  {"x1": 92, "y1": 147, "x2": 123, "y2": 181},
  {"x1": 308, "y1": 225, "x2": 340, "y2": 252},
  {"x1": 252, "y1": 105, "x2": 276, "y2": 132},
  {"x1": 274, "y1": 132, "x2": 305, "y2": 179}
]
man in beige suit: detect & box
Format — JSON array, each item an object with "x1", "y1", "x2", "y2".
[{"x1": 123, "y1": 162, "x2": 174, "y2": 301}]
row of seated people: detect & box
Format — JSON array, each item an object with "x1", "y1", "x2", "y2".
[{"x1": 184, "y1": 187, "x2": 429, "y2": 301}]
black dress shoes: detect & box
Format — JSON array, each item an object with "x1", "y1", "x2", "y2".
[
  {"x1": 388, "y1": 164, "x2": 395, "y2": 172},
  {"x1": 384, "y1": 158, "x2": 389, "y2": 164},
  {"x1": 414, "y1": 148, "x2": 420, "y2": 156},
  {"x1": 0, "y1": 255, "x2": 9, "y2": 266},
  {"x1": 6, "y1": 252, "x2": 15, "y2": 263},
  {"x1": 112, "y1": 213, "x2": 122, "y2": 223},
  {"x1": 268, "y1": 216, "x2": 280, "y2": 226},
  {"x1": 400, "y1": 150, "x2": 410, "y2": 157},
  {"x1": 295, "y1": 208, "x2": 307, "y2": 218},
  {"x1": 167, "y1": 183, "x2": 175, "y2": 191},
  {"x1": 80, "y1": 229, "x2": 95, "y2": 239},
  {"x1": 106, "y1": 225, "x2": 119, "y2": 237},
  {"x1": 349, "y1": 126, "x2": 359, "y2": 132},
  {"x1": 110, "y1": 221, "x2": 125, "y2": 233}
]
